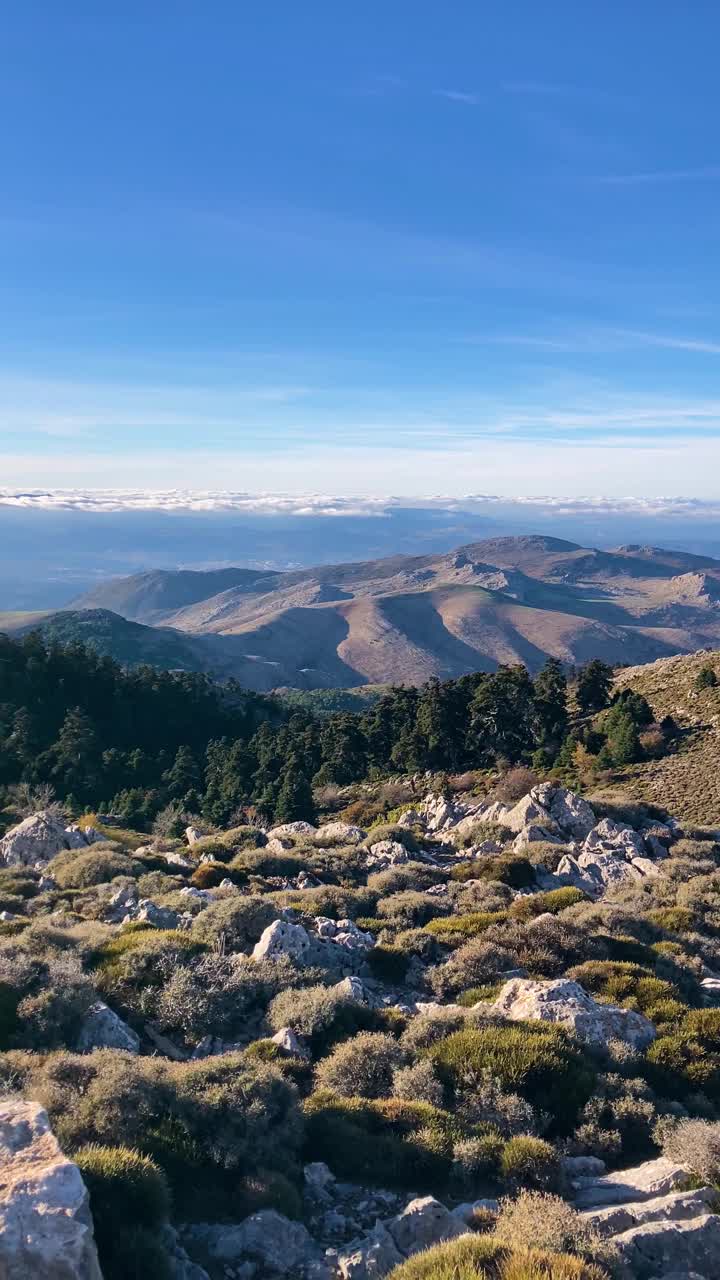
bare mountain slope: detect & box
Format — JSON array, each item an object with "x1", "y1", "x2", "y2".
[
  {"x1": 69, "y1": 536, "x2": 720, "y2": 689},
  {"x1": 610, "y1": 649, "x2": 720, "y2": 826}
]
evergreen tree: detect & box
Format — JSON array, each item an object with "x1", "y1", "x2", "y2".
[
  {"x1": 274, "y1": 755, "x2": 316, "y2": 824},
  {"x1": 533, "y1": 658, "x2": 568, "y2": 753},
  {"x1": 317, "y1": 713, "x2": 367, "y2": 785},
  {"x1": 576, "y1": 659, "x2": 613, "y2": 713},
  {"x1": 603, "y1": 706, "x2": 641, "y2": 765},
  {"x1": 468, "y1": 665, "x2": 536, "y2": 763},
  {"x1": 163, "y1": 744, "x2": 202, "y2": 801}
]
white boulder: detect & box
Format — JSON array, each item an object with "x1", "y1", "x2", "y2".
[
  {"x1": 252, "y1": 919, "x2": 312, "y2": 962},
  {"x1": 0, "y1": 1098, "x2": 103, "y2": 1279},
  {"x1": 315, "y1": 822, "x2": 366, "y2": 844},
  {"x1": 493, "y1": 977, "x2": 656, "y2": 1050},
  {"x1": 0, "y1": 811, "x2": 91, "y2": 867}
]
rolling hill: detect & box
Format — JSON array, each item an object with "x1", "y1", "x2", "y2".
[{"x1": 8, "y1": 534, "x2": 720, "y2": 691}]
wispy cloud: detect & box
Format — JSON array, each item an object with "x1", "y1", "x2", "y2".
[
  {"x1": 594, "y1": 166, "x2": 720, "y2": 185},
  {"x1": 432, "y1": 89, "x2": 480, "y2": 106},
  {"x1": 471, "y1": 327, "x2": 720, "y2": 356}
]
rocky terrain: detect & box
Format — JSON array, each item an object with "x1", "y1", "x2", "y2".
[
  {"x1": 1, "y1": 780, "x2": 720, "y2": 1278},
  {"x1": 7, "y1": 536, "x2": 720, "y2": 690}
]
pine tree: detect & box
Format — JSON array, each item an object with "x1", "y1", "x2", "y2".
[
  {"x1": 576, "y1": 660, "x2": 613, "y2": 713},
  {"x1": 534, "y1": 658, "x2": 568, "y2": 753},
  {"x1": 274, "y1": 755, "x2": 316, "y2": 824}
]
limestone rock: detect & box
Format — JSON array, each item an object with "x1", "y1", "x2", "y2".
[
  {"x1": 316, "y1": 822, "x2": 366, "y2": 845},
  {"x1": 583, "y1": 818, "x2": 646, "y2": 859},
  {"x1": 271, "y1": 1026, "x2": 309, "y2": 1058},
  {"x1": 366, "y1": 840, "x2": 409, "y2": 868},
  {"x1": 123, "y1": 898, "x2": 179, "y2": 929},
  {"x1": 613, "y1": 1213, "x2": 720, "y2": 1279},
  {"x1": 184, "y1": 826, "x2": 202, "y2": 846},
  {"x1": 267, "y1": 821, "x2": 318, "y2": 839},
  {"x1": 253, "y1": 918, "x2": 312, "y2": 962},
  {"x1": 337, "y1": 1222, "x2": 403, "y2": 1278},
  {"x1": 583, "y1": 1186, "x2": 717, "y2": 1239},
  {"x1": 77, "y1": 1001, "x2": 140, "y2": 1054},
  {"x1": 0, "y1": 1098, "x2": 103, "y2": 1279},
  {"x1": 542, "y1": 786, "x2": 596, "y2": 840},
  {"x1": 512, "y1": 824, "x2": 567, "y2": 852},
  {"x1": 188, "y1": 1210, "x2": 317, "y2": 1273},
  {"x1": 574, "y1": 1157, "x2": 691, "y2": 1210},
  {"x1": 0, "y1": 811, "x2": 90, "y2": 867},
  {"x1": 503, "y1": 794, "x2": 558, "y2": 836},
  {"x1": 493, "y1": 977, "x2": 656, "y2": 1050},
  {"x1": 386, "y1": 1195, "x2": 467, "y2": 1256}
]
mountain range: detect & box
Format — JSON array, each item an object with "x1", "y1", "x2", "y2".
[{"x1": 6, "y1": 535, "x2": 720, "y2": 690}]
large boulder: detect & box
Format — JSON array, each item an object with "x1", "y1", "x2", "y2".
[
  {"x1": 574, "y1": 1157, "x2": 691, "y2": 1210},
  {"x1": 0, "y1": 811, "x2": 91, "y2": 867},
  {"x1": 502, "y1": 794, "x2": 558, "y2": 836},
  {"x1": 315, "y1": 822, "x2": 366, "y2": 845},
  {"x1": 613, "y1": 1213, "x2": 720, "y2": 1279},
  {"x1": 583, "y1": 1186, "x2": 718, "y2": 1239},
  {"x1": 252, "y1": 918, "x2": 313, "y2": 963},
  {"x1": 492, "y1": 977, "x2": 656, "y2": 1050},
  {"x1": 366, "y1": 840, "x2": 409, "y2": 868},
  {"x1": 536, "y1": 785, "x2": 596, "y2": 840},
  {"x1": 583, "y1": 818, "x2": 646, "y2": 859},
  {"x1": 385, "y1": 1196, "x2": 466, "y2": 1256},
  {"x1": 0, "y1": 1098, "x2": 103, "y2": 1279},
  {"x1": 267, "y1": 821, "x2": 317, "y2": 839},
  {"x1": 337, "y1": 1223, "x2": 403, "y2": 1278},
  {"x1": 184, "y1": 1210, "x2": 318, "y2": 1274},
  {"x1": 77, "y1": 1001, "x2": 140, "y2": 1054}
]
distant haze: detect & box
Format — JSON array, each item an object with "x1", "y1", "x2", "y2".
[{"x1": 4, "y1": 490, "x2": 720, "y2": 611}]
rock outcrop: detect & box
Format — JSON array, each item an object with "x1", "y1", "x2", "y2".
[
  {"x1": 492, "y1": 977, "x2": 656, "y2": 1049},
  {"x1": 0, "y1": 811, "x2": 98, "y2": 867},
  {"x1": 0, "y1": 1098, "x2": 102, "y2": 1279}
]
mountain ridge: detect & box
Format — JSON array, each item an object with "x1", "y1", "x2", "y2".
[{"x1": 35, "y1": 534, "x2": 720, "y2": 689}]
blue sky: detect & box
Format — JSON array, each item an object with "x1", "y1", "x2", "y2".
[{"x1": 3, "y1": 2, "x2": 720, "y2": 495}]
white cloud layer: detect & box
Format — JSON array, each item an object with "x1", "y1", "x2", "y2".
[{"x1": 3, "y1": 488, "x2": 720, "y2": 519}]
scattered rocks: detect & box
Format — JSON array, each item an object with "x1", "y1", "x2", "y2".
[
  {"x1": 122, "y1": 898, "x2": 179, "y2": 929},
  {"x1": 267, "y1": 821, "x2": 318, "y2": 839},
  {"x1": 271, "y1": 1026, "x2": 309, "y2": 1058},
  {"x1": 0, "y1": 1098, "x2": 103, "y2": 1279},
  {"x1": 493, "y1": 977, "x2": 656, "y2": 1050},
  {"x1": 365, "y1": 840, "x2": 410, "y2": 868},
  {"x1": 184, "y1": 1211, "x2": 319, "y2": 1275}
]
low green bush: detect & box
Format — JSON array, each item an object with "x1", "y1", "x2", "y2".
[
  {"x1": 425, "y1": 910, "x2": 508, "y2": 941},
  {"x1": 500, "y1": 1135, "x2": 561, "y2": 1191},
  {"x1": 386, "y1": 1236, "x2": 606, "y2": 1280},
  {"x1": 509, "y1": 888, "x2": 587, "y2": 921},
  {"x1": 49, "y1": 848, "x2": 140, "y2": 889},
  {"x1": 430, "y1": 1023, "x2": 594, "y2": 1130}
]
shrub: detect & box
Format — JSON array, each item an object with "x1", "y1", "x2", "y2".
[
  {"x1": 314, "y1": 1032, "x2": 406, "y2": 1099},
  {"x1": 302, "y1": 1091, "x2": 459, "y2": 1190},
  {"x1": 429, "y1": 1024, "x2": 594, "y2": 1130},
  {"x1": 189, "y1": 861, "x2": 229, "y2": 890},
  {"x1": 377, "y1": 891, "x2": 446, "y2": 929},
  {"x1": 451, "y1": 1133, "x2": 504, "y2": 1187},
  {"x1": 368, "y1": 864, "x2": 445, "y2": 895},
  {"x1": 267, "y1": 984, "x2": 376, "y2": 1054},
  {"x1": 661, "y1": 1117, "x2": 720, "y2": 1185},
  {"x1": 500, "y1": 1136, "x2": 560, "y2": 1191},
  {"x1": 367, "y1": 944, "x2": 411, "y2": 984},
  {"x1": 74, "y1": 1143, "x2": 170, "y2": 1229},
  {"x1": 156, "y1": 954, "x2": 298, "y2": 1042},
  {"x1": 191, "y1": 896, "x2": 277, "y2": 951},
  {"x1": 401, "y1": 1008, "x2": 468, "y2": 1052},
  {"x1": 429, "y1": 938, "x2": 518, "y2": 999},
  {"x1": 425, "y1": 911, "x2": 508, "y2": 942},
  {"x1": 509, "y1": 888, "x2": 587, "y2": 921},
  {"x1": 49, "y1": 848, "x2": 139, "y2": 889},
  {"x1": 493, "y1": 1191, "x2": 612, "y2": 1271},
  {"x1": 392, "y1": 1060, "x2": 444, "y2": 1107},
  {"x1": 363, "y1": 824, "x2": 420, "y2": 853},
  {"x1": 385, "y1": 1235, "x2": 607, "y2": 1279}
]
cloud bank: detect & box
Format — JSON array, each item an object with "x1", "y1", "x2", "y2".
[{"x1": 3, "y1": 489, "x2": 720, "y2": 519}]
